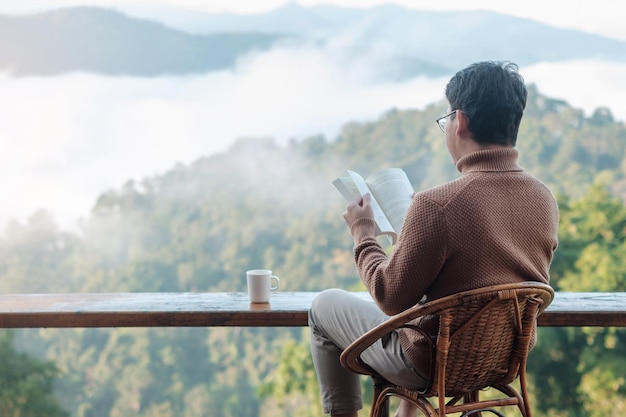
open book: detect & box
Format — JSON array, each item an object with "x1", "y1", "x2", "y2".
[{"x1": 332, "y1": 168, "x2": 414, "y2": 245}]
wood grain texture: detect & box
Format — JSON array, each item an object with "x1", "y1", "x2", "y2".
[{"x1": 0, "y1": 292, "x2": 624, "y2": 328}]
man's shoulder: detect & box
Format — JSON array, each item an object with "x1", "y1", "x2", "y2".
[
  {"x1": 415, "y1": 176, "x2": 470, "y2": 206},
  {"x1": 417, "y1": 170, "x2": 555, "y2": 207}
]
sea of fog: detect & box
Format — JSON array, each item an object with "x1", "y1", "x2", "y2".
[{"x1": 1, "y1": 52, "x2": 625, "y2": 232}]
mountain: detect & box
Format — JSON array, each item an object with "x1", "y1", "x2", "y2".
[
  {"x1": 1, "y1": 3, "x2": 626, "y2": 78},
  {"x1": 145, "y1": 3, "x2": 626, "y2": 66},
  {"x1": 0, "y1": 6, "x2": 289, "y2": 76}
]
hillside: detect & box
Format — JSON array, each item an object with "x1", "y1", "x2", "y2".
[{"x1": 1, "y1": 86, "x2": 625, "y2": 416}]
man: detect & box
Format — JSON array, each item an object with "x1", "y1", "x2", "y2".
[{"x1": 309, "y1": 61, "x2": 559, "y2": 417}]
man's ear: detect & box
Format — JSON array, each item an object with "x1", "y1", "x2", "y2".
[{"x1": 454, "y1": 110, "x2": 471, "y2": 137}]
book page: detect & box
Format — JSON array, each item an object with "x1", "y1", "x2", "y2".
[
  {"x1": 365, "y1": 168, "x2": 414, "y2": 234},
  {"x1": 331, "y1": 175, "x2": 361, "y2": 203},
  {"x1": 332, "y1": 172, "x2": 395, "y2": 238}
]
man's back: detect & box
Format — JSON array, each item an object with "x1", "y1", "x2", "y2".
[{"x1": 424, "y1": 148, "x2": 559, "y2": 300}]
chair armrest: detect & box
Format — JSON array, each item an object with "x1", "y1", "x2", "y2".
[
  {"x1": 339, "y1": 282, "x2": 554, "y2": 376},
  {"x1": 340, "y1": 298, "x2": 442, "y2": 376}
]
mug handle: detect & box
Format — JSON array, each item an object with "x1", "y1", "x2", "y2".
[{"x1": 270, "y1": 275, "x2": 280, "y2": 291}]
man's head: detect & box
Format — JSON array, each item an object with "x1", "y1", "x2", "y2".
[{"x1": 444, "y1": 61, "x2": 527, "y2": 146}]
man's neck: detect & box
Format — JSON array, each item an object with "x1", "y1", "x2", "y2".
[{"x1": 456, "y1": 134, "x2": 510, "y2": 161}]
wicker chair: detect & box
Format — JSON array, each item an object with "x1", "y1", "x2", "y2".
[{"x1": 340, "y1": 282, "x2": 554, "y2": 417}]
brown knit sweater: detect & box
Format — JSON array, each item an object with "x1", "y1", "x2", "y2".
[{"x1": 349, "y1": 147, "x2": 559, "y2": 377}]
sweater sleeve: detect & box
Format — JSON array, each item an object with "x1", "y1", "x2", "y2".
[{"x1": 351, "y1": 194, "x2": 448, "y2": 315}]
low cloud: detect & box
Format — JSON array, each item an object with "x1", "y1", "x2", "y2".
[
  {"x1": 521, "y1": 60, "x2": 626, "y2": 120},
  {"x1": 1, "y1": 47, "x2": 624, "y2": 232},
  {"x1": 0, "y1": 46, "x2": 448, "y2": 231}
]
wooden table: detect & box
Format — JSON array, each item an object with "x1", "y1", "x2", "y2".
[{"x1": 0, "y1": 292, "x2": 624, "y2": 328}]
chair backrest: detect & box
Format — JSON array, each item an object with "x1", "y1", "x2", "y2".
[{"x1": 426, "y1": 282, "x2": 553, "y2": 398}]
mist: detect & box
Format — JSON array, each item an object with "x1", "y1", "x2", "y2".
[{"x1": 1, "y1": 44, "x2": 625, "y2": 232}]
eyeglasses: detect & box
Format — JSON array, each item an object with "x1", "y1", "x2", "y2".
[{"x1": 436, "y1": 110, "x2": 457, "y2": 132}]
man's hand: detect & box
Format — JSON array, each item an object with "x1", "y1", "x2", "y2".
[{"x1": 343, "y1": 193, "x2": 374, "y2": 227}]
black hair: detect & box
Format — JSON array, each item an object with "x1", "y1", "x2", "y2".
[{"x1": 445, "y1": 61, "x2": 527, "y2": 146}]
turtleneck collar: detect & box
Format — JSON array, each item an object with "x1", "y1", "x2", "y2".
[{"x1": 455, "y1": 147, "x2": 522, "y2": 174}]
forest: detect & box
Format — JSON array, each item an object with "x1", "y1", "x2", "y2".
[{"x1": 1, "y1": 84, "x2": 625, "y2": 416}]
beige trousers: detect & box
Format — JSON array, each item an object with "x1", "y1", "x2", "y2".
[{"x1": 309, "y1": 288, "x2": 428, "y2": 415}]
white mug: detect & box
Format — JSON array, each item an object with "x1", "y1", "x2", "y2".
[{"x1": 246, "y1": 269, "x2": 280, "y2": 303}]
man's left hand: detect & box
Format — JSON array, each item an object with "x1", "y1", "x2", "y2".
[{"x1": 343, "y1": 193, "x2": 374, "y2": 227}]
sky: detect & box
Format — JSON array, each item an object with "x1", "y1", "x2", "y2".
[{"x1": 1, "y1": 0, "x2": 626, "y2": 233}]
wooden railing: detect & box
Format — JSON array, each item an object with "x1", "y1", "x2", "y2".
[{"x1": 1, "y1": 291, "x2": 625, "y2": 328}]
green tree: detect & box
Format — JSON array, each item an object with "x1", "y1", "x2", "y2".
[
  {"x1": 530, "y1": 183, "x2": 626, "y2": 416},
  {"x1": 259, "y1": 334, "x2": 322, "y2": 417},
  {"x1": 0, "y1": 330, "x2": 69, "y2": 417}
]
